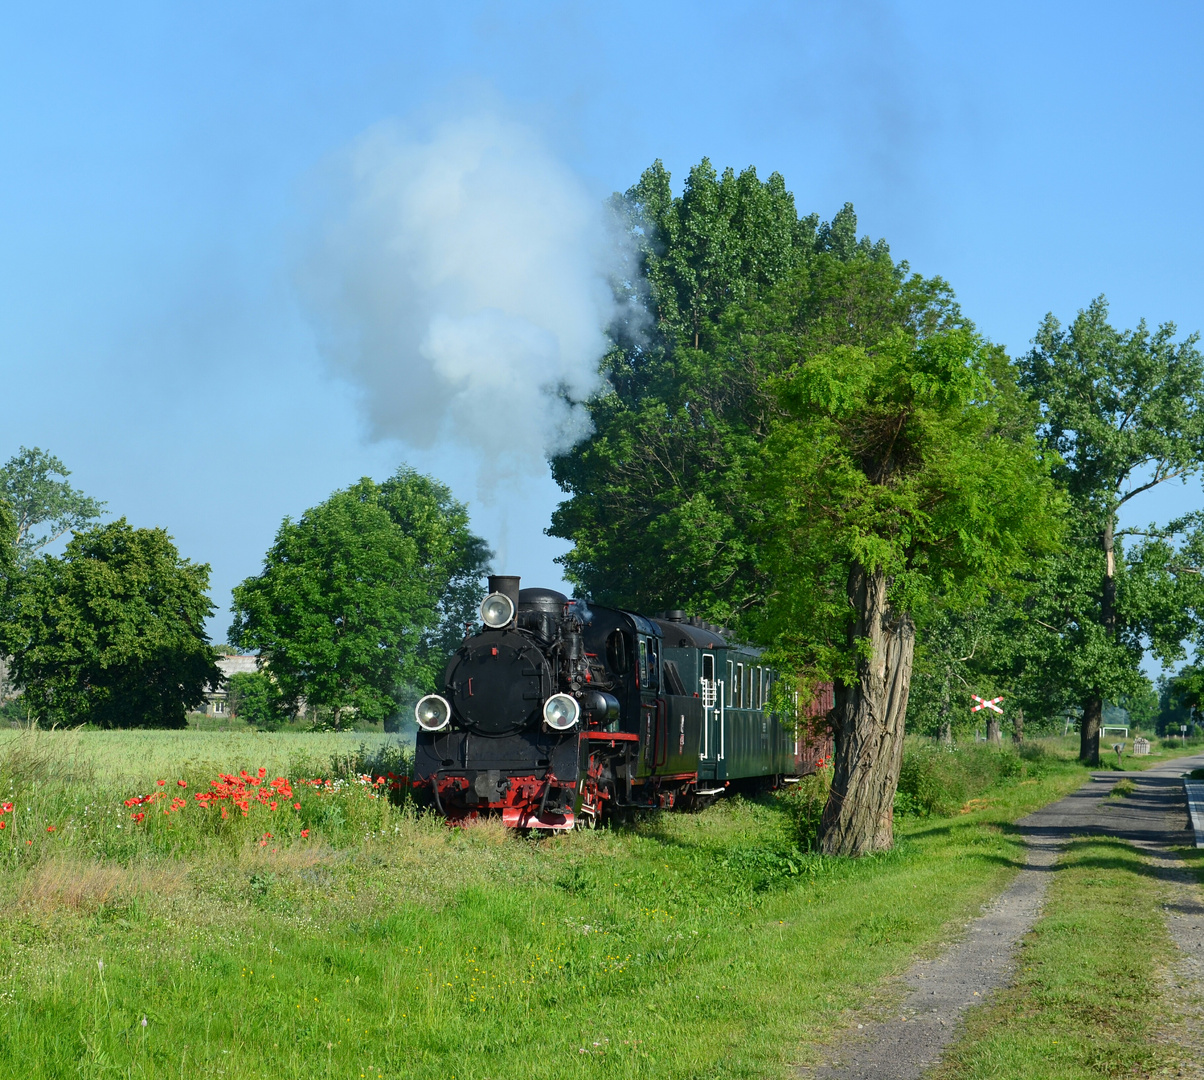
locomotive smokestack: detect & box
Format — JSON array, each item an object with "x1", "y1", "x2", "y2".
[{"x1": 488, "y1": 575, "x2": 521, "y2": 611}]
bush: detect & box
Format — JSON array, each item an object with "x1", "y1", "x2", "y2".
[
  {"x1": 775, "y1": 768, "x2": 832, "y2": 850},
  {"x1": 894, "y1": 741, "x2": 1034, "y2": 818},
  {"x1": 227, "y1": 672, "x2": 284, "y2": 730}
]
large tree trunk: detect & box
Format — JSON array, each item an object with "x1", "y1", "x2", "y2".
[
  {"x1": 986, "y1": 714, "x2": 1002, "y2": 745},
  {"x1": 1080, "y1": 694, "x2": 1102, "y2": 765},
  {"x1": 818, "y1": 564, "x2": 916, "y2": 857},
  {"x1": 1012, "y1": 708, "x2": 1024, "y2": 746}
]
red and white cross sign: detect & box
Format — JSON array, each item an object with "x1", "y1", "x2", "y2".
[{"x1": 971, "y1": 695, "x2": 1004, "y2": 714}]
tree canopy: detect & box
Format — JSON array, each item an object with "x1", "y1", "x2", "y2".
[
  {"x1": 0, "y1": 447, "x2": 105, "y2": 565},
  {"x1": 551, "y1": 159, "x2": 919, "y2": 631},
  {"x1": 0, "y1": 520, "x2": 219, "y2": 728},
  {"x1": 1016, "y1": 297, "x2": 1204, "y2": 762},
  {"x1": 229, "y1": 467, "x2": 491, "y2": 727}
]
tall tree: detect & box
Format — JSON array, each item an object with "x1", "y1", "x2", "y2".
[
  {"x1": 757, "y1": 326, "x2": 1062, "y2": 854},
  {"x1": 229, "y1": 468, "x2": 490, "y2": 728},
  {"x1": 551, "y1": 158, "x2": 916, "y2": 630},
  {"x1": 0, "y1": 447, "x2": 105, "y2": 565},
  {"x1": 1018, "y1": 297, "x2": 1204, "y2": 763},
  {"x1": 1, "y1": 520, "x2": 219, "y2": 727}
]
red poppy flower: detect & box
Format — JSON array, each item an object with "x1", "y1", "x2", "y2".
[
  {"x1": 301, "y1": 829, "x2": 309, "y2": 838},
  {"x1": 0, "y1": 802, "x2": 12, "y2": 812},
  {"x1": 177, "y1": 780, "x2": 187, "y2": 788},
  {"x1": 131, "y1": 812, "x2": 146, "y2": 822},
  {"x1": 0, "y1": 821, "x2": 6, "y2": 829},
  {"x1": 157, "y1": 779, "x2": 166, "y2": 786},
  {"x1": 46, "y1": 825, "x2": 55, "y2": 832}
]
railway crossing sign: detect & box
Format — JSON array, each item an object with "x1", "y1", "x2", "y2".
[{"x1": 971, "y1": 694, "x2": 1004, "y2": 714}]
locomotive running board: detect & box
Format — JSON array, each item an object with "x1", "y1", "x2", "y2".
[{"x1": 695, "y1": 787, "x2": 726, "y2": 796}]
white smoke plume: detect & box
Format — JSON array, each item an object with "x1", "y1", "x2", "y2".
[{"x1": 300, "y1": 112, "x2": 621, "y2": 480}]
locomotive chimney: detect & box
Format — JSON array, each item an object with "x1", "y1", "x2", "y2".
[{"x1": 488, "y1": 575, "x2": 521, "y2": 611}]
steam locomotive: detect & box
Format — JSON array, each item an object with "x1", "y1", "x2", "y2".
[{"x1": 412, "y1": 576, "x2": 832, "y2": 830}]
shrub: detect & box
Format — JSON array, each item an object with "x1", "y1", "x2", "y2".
[
  {"x1": 775, "y1": 767, "x2": 832, "y2": 850},
  {"x1": 895, "y1": 741, "x2": 1033, "y2": 817}
]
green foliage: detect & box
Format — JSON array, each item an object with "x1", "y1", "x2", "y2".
[
  {"x1": 0, "y1": 520, "x2": 219, "y2": 728},
  {"x1": 758, "y1": 325, "x2": 1062, "y2": 681},
  {"x1": 551, "y1": 159, "x2": 910, "y2": 629},
  {"x1": 893, "y1": 742, "x2": 1033, "y2": 818},
  {"x1": 1016, "y1": 297, "x2": 1204, "y2": 711},
  {"x1": 229, "y1": 467, "x2": 490, "y2": 728},
  {"x1": 0, "y1": 446, "x2": 105, "y2": 565},
  {"x1": 225, "y1": 671, "x2": 282, "y2": 730}
]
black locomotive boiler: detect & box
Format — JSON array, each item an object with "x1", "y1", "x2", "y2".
[{"x1": 411, "y1": 576, "x2": 832, "y2": 829}]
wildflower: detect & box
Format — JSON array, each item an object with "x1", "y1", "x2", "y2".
[
  {"x1": 177, "y1": 780, "x2": 187, "y2": 788},
  {"x1": 1, "y1": 803, "x2": 12, "y2": 813},
  {"x1": 46, "y1": 825, "x2": 55, "y2": 832},
  {"x1": 141, "y1": 1016, "x2": 147, "y2": 1028},
  {"x1": 293, "y1": 803, "x2": 301, "y2": 810},
  {"x1": 270, "y1": 801, "x2": 277, "y2": 811},
  {"x1": 157, "y1": 780, "x2": 166, "y2": 786},
  {"x1": 131, "y1": 812, "x2": 146, "y2": 822},
  {"x1": 301, "y1": 829, "x2": 309, "y2": 838},
  {"x1": 0, "y1": 821, "x2": 6, "y2": 829}
]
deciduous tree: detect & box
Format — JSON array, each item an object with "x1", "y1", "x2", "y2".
[
  {"x1": 758, "y1": 327, "x2": 1063, "y2": 855},
  {"x1": 0, "y1": 447, "x2": 104, "y2": 565},
  {"x1": 229, "y1": 468, "x2": 490, "y2": 728},
  {"x1": 1018, "y1": 298, "x2": 1204, "y2": 763},
  {"x1": 1, "y1": 520, "x2": 219, "y2": 727}
]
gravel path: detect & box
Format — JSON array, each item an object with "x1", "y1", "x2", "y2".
[{"x1": 800, "y1": 751, "x2": 1204, "y2": 1080}]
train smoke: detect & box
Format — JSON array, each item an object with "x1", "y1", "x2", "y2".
[{"x1": 300, "y1": 112, "x2": 620, "y2": 481}]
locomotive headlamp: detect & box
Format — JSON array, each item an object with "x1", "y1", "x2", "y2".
[
  {"x1": 480, "y1": 592, "x2": 516, "y2": 629},
  {"x1": 543, "y1": 693, "x2": 580, "y2": 732},
  {"x1": 414, "y1": 694, "x2": 452, "y2": 732}
]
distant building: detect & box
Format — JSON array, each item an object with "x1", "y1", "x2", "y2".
[{"x1": 202, "y1": 655, "x2": 260, "y2": 717}]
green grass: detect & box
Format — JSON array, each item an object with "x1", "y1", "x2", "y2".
[
  {"x1": 930, "y1": 838, "x2": 1184, "y2": 1079},
  {"x1": 0, "y1": 730, "x2": 1176, "y2": 1079}
]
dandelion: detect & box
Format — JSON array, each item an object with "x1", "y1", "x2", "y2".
[{"x1": 141, "y1": 1016, "x2": 147, "y2": 1028}]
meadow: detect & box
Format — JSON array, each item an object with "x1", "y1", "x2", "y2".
[{"x1": 0, "y1": 728, "x2": 1166, "y2": 1079}]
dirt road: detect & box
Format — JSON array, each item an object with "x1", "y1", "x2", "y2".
[{"x1": 803, "y1": 751, "x2": 1204, "y2": 1080}]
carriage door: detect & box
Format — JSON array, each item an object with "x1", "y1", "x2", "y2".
[{"x1": 700, "y1": 654, "x2": 717, "y2": 761}]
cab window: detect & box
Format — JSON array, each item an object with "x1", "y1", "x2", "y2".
[{"x1": 639, "y1": 639, "x2": 648, "y2": 685}]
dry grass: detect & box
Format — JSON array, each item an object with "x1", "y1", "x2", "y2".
[{"x1": 17, "y1": 857, "x2": 184, "y2": 913}]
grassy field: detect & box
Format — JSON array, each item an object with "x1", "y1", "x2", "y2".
[
  {"x1": 931, "y1": 837, "x2": 1185, "y2": 1079},
  {"x1": 0, "y1": 729, "x2": 1171, "y2": 1079}
]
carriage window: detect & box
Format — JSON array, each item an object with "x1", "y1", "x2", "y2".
[
  {"x1": 754, "y1": 667, "x2": 762, "y2": 709},
  {"x1": 743, "y1": 664, "x2": 752, "y2": 709},
  {"x1": 735, "y1": 663, "x2": 744, "y2": 708},
  {"x1": 726, "y1": 661, "x2": 734, "y2": 706},
  {"x1": 701, "y1": 653, "x2": 716, "y2": 706}
]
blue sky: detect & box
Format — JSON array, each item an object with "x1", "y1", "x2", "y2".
[{"x1": 2, "y1": 1, "x2": 1202, "y2": 646}]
